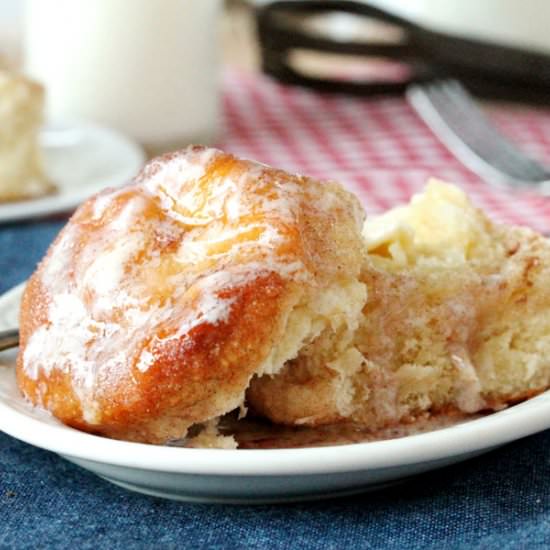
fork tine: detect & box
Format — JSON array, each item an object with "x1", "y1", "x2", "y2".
[
  {"x1": 413, "y1": 81, "x2": 525, "y2": 178},
  {"x1": 0, "y1": 328, "x2": 19, "y2": 351},
  {"x1": 428, "y1": 81, "x2": 547, "y2": 179},
  {"x1": 426, "y1": 80, "x2": 550, "y2": 180},
  {"x1": 436, "y1": 85, "x2": 545, "y2": 179},
  {"x1": 407, "y1": 79, "x2": 550, "y2": 189},
  {"x1": 439, "y1": 81, "x2": 550, "y2": 180}
]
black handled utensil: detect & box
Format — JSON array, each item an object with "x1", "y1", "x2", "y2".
[
  {"x1": 0, "y1": 329, "x2": 19, "y2": 352},
  {"x1": 257, "y1": 0, "x2": 550, "y2": 102}
]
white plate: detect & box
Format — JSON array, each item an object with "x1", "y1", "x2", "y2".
[
  {"x1": 1, "y1": 284, "x2": 550, "y2": 504},
  {"x1": 0, "y1": 124, "x2": 145, "y2": 223}
]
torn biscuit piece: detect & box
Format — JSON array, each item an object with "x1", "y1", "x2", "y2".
[
  {"x1": 248, "y1": 181, "x2": 550, "y2": 430},
  {"x1": 0, "y1": 70, "x2": 54, "y2": 201}
]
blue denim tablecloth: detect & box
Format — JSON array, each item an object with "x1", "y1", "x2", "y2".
[{"x1": 1, "y1": 218, "x2": 550, "y2": 550}]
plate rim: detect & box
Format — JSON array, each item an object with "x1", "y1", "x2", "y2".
[{"x1": 1, "y1": 283, "x2": 550, "y2": 477}]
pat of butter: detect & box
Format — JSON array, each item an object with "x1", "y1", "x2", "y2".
[{"x1": 363, "y1": 180, "x2": 488, "y2": 265}]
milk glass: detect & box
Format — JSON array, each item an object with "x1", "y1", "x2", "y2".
[{"x1": 23, "y1": 0, "x2": 222, "y2": 156}]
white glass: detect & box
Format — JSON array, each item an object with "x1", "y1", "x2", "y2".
[{"x1": 23, "y1": 0, "x2": 222, "y2": 156}]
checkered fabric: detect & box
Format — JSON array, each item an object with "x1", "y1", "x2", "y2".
[{"x1": 220, "y1": 69, "x2": 550, "y2": 233}]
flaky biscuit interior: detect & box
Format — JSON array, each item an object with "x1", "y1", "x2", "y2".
[{"x1": 248, "y1": 182, "x2": 550, "y2": 429}]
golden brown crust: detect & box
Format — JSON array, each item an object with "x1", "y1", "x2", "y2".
[
  {"x1": 16, "y1": 146, "x2": 365, "y2": 443},
  {"x1": 22, "y1": 154, "x2": 550, "y2": 448}
]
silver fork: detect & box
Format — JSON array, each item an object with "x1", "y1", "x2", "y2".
[
  {"x1": 0, "y1": 329, "x2": 19, "y2": 352},
  {"x1": 407, "y1": 79, "x2": 550, "y2": 193}
]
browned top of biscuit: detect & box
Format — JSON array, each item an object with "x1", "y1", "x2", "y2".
[{"x1": 17, "y1": 146, "x2": 365, "y2": 443}]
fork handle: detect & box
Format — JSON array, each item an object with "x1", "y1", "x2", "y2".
[{"x1": 0, "y1": 329, "x2": 20, "y2": 352}]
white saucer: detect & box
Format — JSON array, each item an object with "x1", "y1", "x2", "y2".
[
  {"x1": 1, "y1": 283, "x2": 550, "y2": 504},
  {"x1": 0, "y1": 123, "x2": 145, "y2": 223}
]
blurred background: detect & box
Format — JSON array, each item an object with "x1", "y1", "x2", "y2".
[{"x1": 1, "y1": 0, "x2": 550, "y2": 229}]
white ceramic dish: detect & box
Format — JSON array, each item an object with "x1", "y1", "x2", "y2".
[
  {"x1": 1, "y1": 283, "x2": 550, "y2": 504},
  {"x1": 0, "y1": 123, "x2": 145, "y2": 223}
]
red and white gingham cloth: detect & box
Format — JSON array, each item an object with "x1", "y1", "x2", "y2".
[{"x1": 219, "y1": 69, "x2": 550, "y2": 233}]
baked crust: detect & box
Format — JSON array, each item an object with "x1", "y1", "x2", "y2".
[
  {"x1": 19, "y1": 152, "x2": 550, "y2": 447},
  {"x1": 16, "y1": 146, "x2": 365, "y2": 443}
]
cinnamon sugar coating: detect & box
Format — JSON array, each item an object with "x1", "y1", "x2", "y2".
[{"x1": 16, "y1": 146, "x2": 366, "y2": 443}]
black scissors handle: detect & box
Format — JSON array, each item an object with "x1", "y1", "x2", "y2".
[
  {"x1": 258, "y1": 0, "x2": 418, "y2": 57},
  {"x1": 257, "y1": 0, "x2": 429, "y2": 95},
  {"x1": 257, "y1": 0, "x2": 550, "y2": 98}
]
